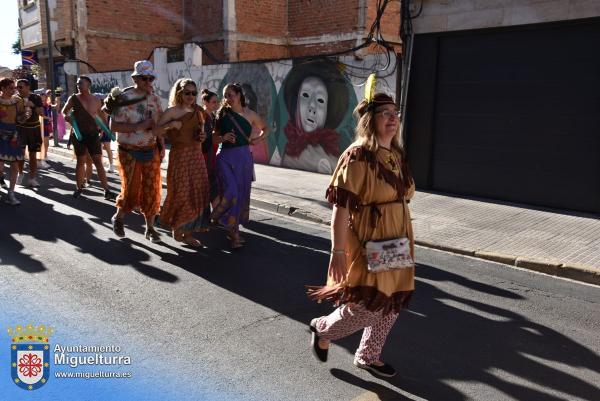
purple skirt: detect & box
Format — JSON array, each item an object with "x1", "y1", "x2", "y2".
[{"x1": 212, "y1": 146, "x2": 253, "y2": 231}]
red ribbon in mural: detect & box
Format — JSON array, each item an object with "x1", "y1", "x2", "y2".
[{"x1": 284, "y1": 121, "x2": 340, "y2": 158}]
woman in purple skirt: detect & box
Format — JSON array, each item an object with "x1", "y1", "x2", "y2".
[{"x1": 211, "y1": 83, "x2": 268, "y2": 249}]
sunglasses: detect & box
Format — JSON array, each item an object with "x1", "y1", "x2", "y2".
[
  {"x1": 17, "y1": 86, "x2": 26, "y2": 90},
  {"x1": 183, "y1": 90, "x2": 198, "y2": 96},
  {"x1": 139, "y1": 76, "x2": 155, "y2": 82}
]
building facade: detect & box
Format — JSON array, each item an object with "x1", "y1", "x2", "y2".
[
  {"x1": 404, "y1": 0, "x2": 600, "y2": 213},
  {"x1": 18, "y1": 0, "x2": 400, "y2": 79}
]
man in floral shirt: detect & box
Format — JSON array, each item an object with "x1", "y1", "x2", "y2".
[{"x1": 105, "y1": 60, "x2": 166, "y2": 243}]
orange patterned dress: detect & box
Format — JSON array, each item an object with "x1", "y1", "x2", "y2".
[{"x1": 159, "y1": 110, "x2": 210, "y2": 233}]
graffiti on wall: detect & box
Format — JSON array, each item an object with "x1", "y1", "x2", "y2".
[{"x1": 88, "y1": 54, "x2": 397, "y2": 174}]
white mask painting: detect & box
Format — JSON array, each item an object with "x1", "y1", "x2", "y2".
[{"x1": 297, "y1": 76, "x2": 328, "y2": 133}]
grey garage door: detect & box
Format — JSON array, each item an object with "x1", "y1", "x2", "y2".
[{"x1": 406, "y1": 19, "x2": 600, "y2": 214}]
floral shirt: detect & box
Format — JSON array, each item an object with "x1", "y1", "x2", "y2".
[{"x1": 112, "y1": 90, "x2": 162, "y2": 148}]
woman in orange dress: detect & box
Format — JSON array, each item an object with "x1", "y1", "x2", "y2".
[{"x1": 158, "y1": 78, "x2": 209, "y2": 246}]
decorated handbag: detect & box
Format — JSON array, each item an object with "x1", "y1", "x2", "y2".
[{"x1": 362, "y1": 200, "x2": 414, "y2": 274}]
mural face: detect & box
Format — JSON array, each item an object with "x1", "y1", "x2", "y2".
[
  {"x1": 297, "y1": 76, "x2": 328, "y2": 133},
  {"x1": 86, "y1": 54, "x2": 396, "y2": 174},
  {"x1": 276, "y1": 60, "x2": 358, "y2": 174}
]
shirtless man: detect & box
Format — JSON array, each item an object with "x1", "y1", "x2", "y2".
[
  {"x1": 61, "y1": 76, "x2": 115, "y2": 199},
  {"x1": 15, "y1": 79, "x2": 44, "y2": 187}
]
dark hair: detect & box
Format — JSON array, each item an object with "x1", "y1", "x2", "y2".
[
  {"x1": 16, "y1": 79, "x2": 30, "y2": 87},
  {"x1": 78, "y1": 76, "x2": 92, "y2": 85},
  {"x1": 201, "y1": 89, "x2": 217, "y2": 103},
  {"x1": 215, "y1": 83, "x2": 247, "y2": 127},
  {"x1": 224, "y1": 83, "x2": 246, "y2": 107},
  {"x1": 0, "y1": 78, "x2": 15, "y2": 89}
]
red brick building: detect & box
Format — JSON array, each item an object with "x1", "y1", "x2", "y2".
[{"x1": 18, "y1": 0, "x2": 401, "y2": 79}]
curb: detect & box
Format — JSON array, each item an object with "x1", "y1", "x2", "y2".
[{"x1": 47, "y1": 146, "x2": 600, "y2": 286}]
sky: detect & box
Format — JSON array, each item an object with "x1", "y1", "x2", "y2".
[{"x1": 0, "y1": 0, "x2": 22, "y2": 69}]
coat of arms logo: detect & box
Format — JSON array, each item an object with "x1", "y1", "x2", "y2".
[{"x1": 7, "y1": 324, "x2": 53, "y2": 390}]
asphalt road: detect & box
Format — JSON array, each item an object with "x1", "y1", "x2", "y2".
[{"x1": 1, "y1": 154, "x2": 599, "y2": 401}]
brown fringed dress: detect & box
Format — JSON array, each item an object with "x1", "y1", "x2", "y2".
[{"x1": 307, "y1": 144, "x2": 415, "y2": 314}]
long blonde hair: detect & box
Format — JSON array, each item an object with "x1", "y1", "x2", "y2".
[
  {"x1": 353, "y1": 93, "x2": 402, "y2": 153},
  {"x1": 168, "y1": 78, "x2": 196, "y2": 107}
]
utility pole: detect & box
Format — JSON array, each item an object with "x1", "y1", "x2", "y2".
[{"x1": 43, "y1": 0, "x2": 59, "y2": 147}]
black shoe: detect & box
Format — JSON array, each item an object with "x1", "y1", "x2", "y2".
[
  {"x1": 145, "y1": 227, "x2": 162, "y2": 243},
  {"x1": 310, "y1": 318, "x2": 328, "y2": 363},
  {"x1": 111, "y1": 217, "x2": 126, "y2": 238},
  {"x1": 72, "y1": 188, "x2": 83, "y2": 198},
  {"x1": 0, "y1": 174, "x2": 7, "y2": 189},
  {"x1": 104, "y1": 189, "x2": 116, "y2": 200},
  {"x1": 353, "y1": 360, "x2": 397, "y2": 378}
]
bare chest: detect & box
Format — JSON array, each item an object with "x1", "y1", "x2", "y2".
[{"x1": 77, "y1": 95, "x2": 99, "y2": 116}]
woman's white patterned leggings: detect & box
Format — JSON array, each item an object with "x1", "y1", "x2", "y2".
[{"x1": 315, "y1": 303, "x2": 399, "y2": 365}]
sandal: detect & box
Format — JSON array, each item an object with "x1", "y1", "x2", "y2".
[
  {"x1": 145, "y1": 227, "x2": 162, "y2": 243},
  {"x1": 181, "y1": 234, "x2": 202, "y2": 247}
]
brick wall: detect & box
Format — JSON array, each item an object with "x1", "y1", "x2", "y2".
[
  {"x1": 86, "y1": 37, "x2": 170, "y2": 72},
  {"x1": 55, "y1": 0, "x2": 74, "y2": 46},
  {"x1": 289, "y1": 0, "x2": 359, "y2": 37},
  {"x1": 87, "y1": 0, "x2": 182, "y2": 37},
  {"x1": 236, "y1": 0, "x2": 288, "y2": 37},
  {"x1": 367, "y1": 0, "x2": 400, "y2": 41},
  {"x1": 236, "y1": 41, "x2": 289, "y2": 61},
  {"x1": 84, "y1": 0, "x2": 183, "y2": 70},
  {"x1": 290, "y1": 39, "x2": 358, "y2": 57},
  {"x1": 30, "y1": 0, "x2": 403, "y2": 72},
  {"x1": 183, "y1": 0, "x2": 223, "y2": 40}
]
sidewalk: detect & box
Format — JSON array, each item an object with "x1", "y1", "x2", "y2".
[{"x1": 47, "y1": 141, "x2": 600, "y2": 285}]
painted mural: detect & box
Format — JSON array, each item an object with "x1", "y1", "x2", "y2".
[
  {"x1": 275, "y1": 60, "x2": 357, "y2": 174},
  {"x1": 217, "y1": 64, "x2": 278, "y2": 164},
  {"x1": 86, "y1": 52, "x2": 397, "y2": 174}
]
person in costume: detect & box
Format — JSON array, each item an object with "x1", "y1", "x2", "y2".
[
  {"x1": 307, "y1": 93, "x2": 415, "y2": 378},
  {"x1": 61, "y1": 76, "x2": 115, "y2": 200},
  {"x1": 54, "y1": 88, "x2": 66, "y2": 142},
  {"x1": 201, "y1": 89, "x2": 219, "y2": 205},
  {"x1": 157, "y1": 78, "x2": 209, "y2": 247},
  {"x1": 15, "y1": 79, "x2": 44, "y2": 187},
  {"x1": 105, "y1": 60, "x2": 166, "y2": 243},
  {"x1": 38, "y1": 89, "x2": 54, "y2": 169},
  {"x1": 0, "y1": 78, "x2": 26, "y2": 205},
  {"x1": 211, "y1": 83, "x2": 268, "y2": 249}
]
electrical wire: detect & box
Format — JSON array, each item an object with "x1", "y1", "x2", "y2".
[{"x1": 53, "y1": 38, "x2": 99, "y2": 73}]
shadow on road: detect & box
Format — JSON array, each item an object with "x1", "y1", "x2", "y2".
[
  {"x1": 1, "y1": 169, "x2": 178, "y2": 283},
  {"x1": 2, "y1": 160, "x2": 599, "y2": 401}
]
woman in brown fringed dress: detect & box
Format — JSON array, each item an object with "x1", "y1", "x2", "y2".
[
  {"x1": 158, "y1": 78, "x2": 209, "y2": 247},
  {"x1": 307, "y1": 93, "x2": 415, "y2": 378}
]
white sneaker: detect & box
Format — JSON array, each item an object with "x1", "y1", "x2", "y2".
[
  {"x1": 5, "y1": 191, "x2": 20, "y2": 206},
  {"x1": 16, "y1": 173, "x2": 25, "y2": 186},
  {"x1": 108, "y1": 164, "x2": 115, "y2": 174},
  {"x1": 28, "y1": 177, "x2": 40, "y2": 188}
]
